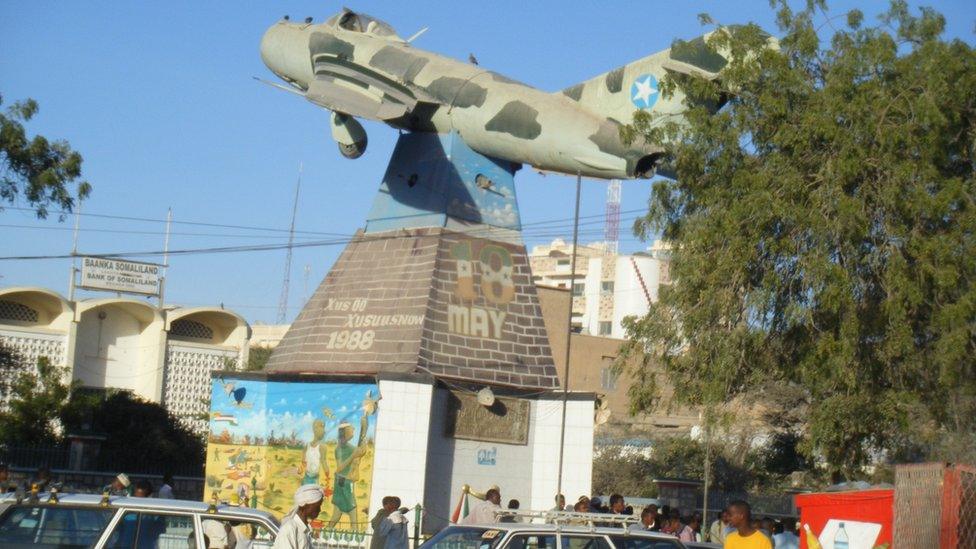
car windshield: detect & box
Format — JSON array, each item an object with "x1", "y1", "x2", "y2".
[
  {"x1": 0, "y1": 505, "x2": 116, "y2": 548},
  {"x1": 420, "y1": 526, "x2": 502, "y2": 549}
]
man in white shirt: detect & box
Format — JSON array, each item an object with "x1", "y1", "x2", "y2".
[
  {"x1": 772, "y1": 517, "x2": 799, "y2": 549},
  {"x1": 273, "y1": 485, "x2": 324, "y2": 549},
  {"x1": 302, "y1": 420, "x2": 327, "y2": 486},
  {"x1": 379, "y1": 497, "x2": 409, "y2": 549},
  {"x1": 463, "y1": 488, "x2": 502, "y2": 525}
]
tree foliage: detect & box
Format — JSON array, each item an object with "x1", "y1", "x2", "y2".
[
  {"x1": 62, "y1": 391, "x2": 205, "y2": 475},
  {"x1": 0, "y1": 342, "x2": 204, "y2": 474},
  {"x1": 246, "y1": 346, "x2": 274, "y2": 371},
  {"x1": 620, "y1": 1, "x2": 975, "y2": 479},
  {"x1": 0, "y1": 346, "x2": 76, "y2": 444},
  {"x1": 0, "y1": 94, "x2": 91, "y2": 219},
  {"x1": 592, "y1": 437, "x2": 772, "y2": 498}
]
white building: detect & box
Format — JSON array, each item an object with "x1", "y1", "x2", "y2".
[
  {"x1": 528, "y1": 239, "x2": 609, "y2": 329},
  {"x1": 0, "y1": 286, "x2": 250, "y2": 433},
  {"x1": 530, "y1": 239, "x2": 671, "y2": 338}
]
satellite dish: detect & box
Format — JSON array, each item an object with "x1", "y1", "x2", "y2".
[{"x1": 477, "y1": 387, "x2": 495, "y2": 407}]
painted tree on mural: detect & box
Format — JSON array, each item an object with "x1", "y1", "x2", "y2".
[
  {"x1": 619, "y1": 0, "x2": 976, "y2": 479},
  {"x1": 0, "y1": 94, "x2": 91, "y2": 219}
]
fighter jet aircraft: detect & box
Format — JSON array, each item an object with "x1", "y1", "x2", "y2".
[{"x1": 259, "y1": 9, "x2": 737, "y2": 180}]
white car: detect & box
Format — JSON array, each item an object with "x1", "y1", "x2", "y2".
[
  {"x1": 419, "y1": 520, "x2": 697, "y2": 549},
  {"x1": 0, "y1": 492, "x2": 279, "y2": 548}
]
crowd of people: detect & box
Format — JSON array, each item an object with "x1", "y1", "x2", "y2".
[
  {"x1": 3, "y1": 464, "x2": 804, "y2": 549},
  {"x1": 459, "y1": 488, "x2": 800, "y2": 549},
  {"x1": 0, "y1": 463, "x2": 176, "y2": 500}
]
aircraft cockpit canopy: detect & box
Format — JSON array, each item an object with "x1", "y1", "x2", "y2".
[{"x1": 327, "y1": 9, "x2": 400, "y2": 39}]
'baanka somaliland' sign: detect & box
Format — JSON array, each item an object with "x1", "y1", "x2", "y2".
[{"x1": 80, "y1": 257, "x2": 161, "y2": 296}]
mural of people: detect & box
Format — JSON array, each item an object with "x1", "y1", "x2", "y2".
[
  {"x1": 302, "y1": 420, "x2": 329, "y2": 486},
  {"x1": 205, "y1": 377, "x2": 378, "y2": 530},
  {"x1": 327, "y1": 413, "x2": 369, "y2": 530}
]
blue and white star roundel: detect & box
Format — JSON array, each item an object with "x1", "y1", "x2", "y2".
[{"x1": 631, "y1": 74, "x2": 659, "y2": 110}]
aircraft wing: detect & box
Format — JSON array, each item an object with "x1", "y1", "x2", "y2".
[{"x1": 310, "y1": 55, "x2": 427, "y2": 120}]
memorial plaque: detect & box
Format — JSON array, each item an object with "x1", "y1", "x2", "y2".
[{"x1": 445, "y1": 390, "x2": 530, "y2": 445}]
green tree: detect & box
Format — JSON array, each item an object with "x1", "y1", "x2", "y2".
[
  {"x1": 620, "y1": 1, "x2": 975, "y2": 480},
  {"x1": 246, "y1": 346, "x2": 273, "y2": 371},
  {"x1": 0, "y1": 346, "x2": 76, "y2": 444},
  {"x1": 1, "y1": 94, "x2": 91, "y2": 219},
  {"x1": 592, "y1": 437, "x2": 767, "y2": 497},
  {"x1": 62, "y1": 391, "x2": 205, "y2": 476}
]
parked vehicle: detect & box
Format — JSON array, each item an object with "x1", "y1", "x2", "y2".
[
  {"x1": 0, "y1": 492, "x2": 279, "y2": 548},
  {"x1": 420, "y1": 513, "x2": 697, "y2": 549}
]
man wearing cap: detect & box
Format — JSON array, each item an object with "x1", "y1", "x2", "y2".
[
  {"x1": 104, "y1": 473, "x2": 131, "y2": 496},
  {"x1": 274, "y1": 485, "x2": 324, "y2": 549}
]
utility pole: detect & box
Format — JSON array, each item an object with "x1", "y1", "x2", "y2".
[
  {"x1": 557, "y1": 171, "x2": 582, "y2": 498},
  {"x1": 159, "y1": 208, "x2": 172, "y2": 307},
  {"x1": 68, "y1": 203, "x2": 82, "y2": 300},
  {"x1": 277, "y1": 162, "x2": 303, "y2": 324}
]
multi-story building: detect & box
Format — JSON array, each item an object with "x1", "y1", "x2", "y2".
[
  {"x1": 530, "y1": 238, "x2": 671, "y2": 338},
  {"x1": 528, "y1": 239, "x2": 608, "y2": 330},
  {"x1": 0, "y1": 286, "x2": 250, "y2": 434}
]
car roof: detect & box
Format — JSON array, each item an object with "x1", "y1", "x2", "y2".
[
  {"x1": 443, "y1": 524, "x2": 681, "y2": 540},
  {"x1": 0, "y1": 493, "x2": 278, "y2": 524}
]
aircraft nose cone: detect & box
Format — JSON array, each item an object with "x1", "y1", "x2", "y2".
[
  {"x1": 259, "y1": 22, "x2": 312, "y2": 87},
  {"x1": 259, "y1": 24, "x2": 286, "y2": 74}
]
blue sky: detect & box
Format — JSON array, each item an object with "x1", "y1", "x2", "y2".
[
  {"x1": 210, "y1": 377, "x2": 377, "y2": 441},
  {"x1": 2, "y1": 1, "x2": 973, "y2": 323}
]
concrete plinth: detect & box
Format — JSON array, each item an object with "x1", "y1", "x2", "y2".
[{"x1": 207, "y1": 131, "x2": 595, "y2": 533}]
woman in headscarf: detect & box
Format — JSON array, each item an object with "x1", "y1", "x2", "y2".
[{"x1": 274, "y1": 485, "x2": 324, "y2": 549}]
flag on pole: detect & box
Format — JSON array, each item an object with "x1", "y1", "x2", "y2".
[{"x1": 450, "y1": 489, "x2": 469, "y2": 523}]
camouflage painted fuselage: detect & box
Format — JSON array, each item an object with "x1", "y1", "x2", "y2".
[{"x1": 260, "y1": 12, "x2": 727, "y2": 180}]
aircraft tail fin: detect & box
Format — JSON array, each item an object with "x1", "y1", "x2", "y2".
[{"x1": 557, "y1": 30, "x2": 733, "y2": 125}]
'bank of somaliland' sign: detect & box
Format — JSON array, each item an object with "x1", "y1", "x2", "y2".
[{"x1": 80, "y1": 257, "x2": 161, "y2": 296}]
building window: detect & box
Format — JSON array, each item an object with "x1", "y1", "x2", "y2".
[
  {"x1": 0, "y1": 300, "x2": 39, "y2": 323},
  {"x1": 601, "y1": 367, "x2": 618, "y2": 390},
  {"x1": 601, "y1": 281, "x2": 615, "y2": 293},
  {"x1": 170, "y1": 319, "x2": 214, "y2": 341},
  {"x1": 598, "y1": 321, "x2": 612, "y2": 336},
  {"x1": 557, "y1": 259, "x2": 570, "y2": 266},
  {"x1": 572, "y1": 283, "x2": 585, "y2": 297}
]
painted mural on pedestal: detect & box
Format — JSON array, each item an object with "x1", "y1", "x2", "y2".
[{"x1": 205, "y1": 375, "x2": 378, "y2": 532}]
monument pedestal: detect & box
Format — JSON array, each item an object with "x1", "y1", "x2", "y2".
[{"x1": 207, "y1": 132, "x2": 594, "y2": 535}]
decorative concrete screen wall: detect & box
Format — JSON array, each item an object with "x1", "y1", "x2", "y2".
[{"x1": 205, "y1": 374, "x2": 378, "y2": 532}]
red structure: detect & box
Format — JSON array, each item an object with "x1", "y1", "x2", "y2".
[{"x1": 794, "y1": 489, "x2": 893, "y2": 549}]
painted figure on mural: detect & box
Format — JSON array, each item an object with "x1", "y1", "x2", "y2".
[
  {"x1": 327, "y1": 413, "x2": 369, "y2": 529},
  {"x1": 301, "y1": 419, "x2": 329, "y2": 486}
]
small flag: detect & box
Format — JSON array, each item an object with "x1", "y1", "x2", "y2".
[{"x1": 450, "y1": 490, "x2": 469, "y2": 523}]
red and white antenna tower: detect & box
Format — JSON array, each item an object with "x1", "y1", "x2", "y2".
[{"x1": 604, "y1": 179, "x2": 621, "y2": 256}]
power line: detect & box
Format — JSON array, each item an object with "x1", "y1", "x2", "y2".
[
  {"x1": 0, "y1": 205, "x2": 653, "y2": 261},
  {"x1": 0, "y1": 223, "x2": 333, "y2": 240},
  {"x1": 0, "y1": 224, "x2": 653, "y2": 262},
  {"x1": 2, "y1": 206, "x2": 349, "y2": 237},
  {"x1": 3, "y1": 204, "x2": 648, "y2": 234}
]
